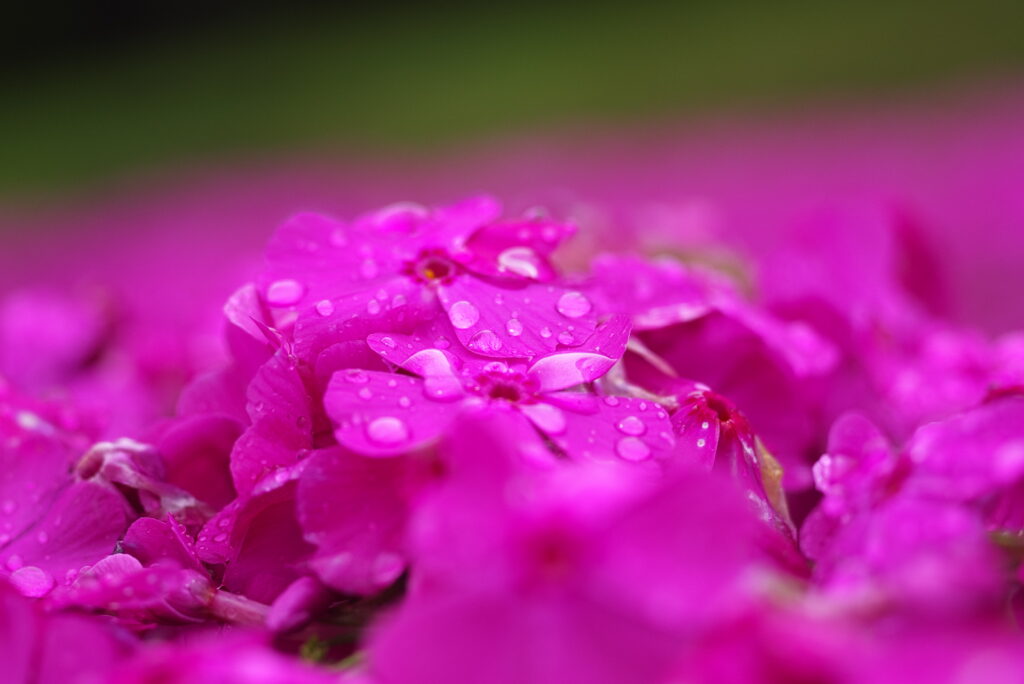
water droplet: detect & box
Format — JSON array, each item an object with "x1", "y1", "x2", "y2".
[
  {"x1": 36, "y1": 531, "x2": 48, "y2": 544},
  {"x1": 366, "y1": 417, "x2": 410, "y2": 445},
  {"x1": 557, "y1": 331, "x2": 574, "y2": 345},
  {"x1": 358, "y1": 387, "x2": 373, "y2": 400},
  {"x1": 214, "y1": 533, "x2": 228, "y2": 543},
  {"x1": 367, "y1": 299, "x2": 382, "y2": 315},
  {"x1": 391, "y1": 294, "x2": 407, "y2": 307},
  {"x1": 697, "y1": 438, "x2": 707, "y2": 448},
  {"x1": 5, "y1": 554, "x2": 24, "y2": 571},
  {"x1": 556, "y1": 291, "x2": 592, "y2": 318},
  {"x1": 616, "y1": 437, "x2": 651, "y2": 462},
  {"x1": 433, "y1": 336, "x2": 451, "y2": 349},
  {"x1": 506, "y1": 318, "x2": 524, "y2": 337},
  {"x1": 1, "y1": 500, "x2": 14, "y2": 515},
  {"x1": 540, "y1": 326, "x2": 553, "y2": 339},
  {"x1": 341, "y1": 369, "x2": 370, "y2": 384},
  {"x1": 498, "y1": 247, "x2": 541, "y2": 278},
  {"x1": 266, "y1": 279, "x2": 305, "y2": 307},
  {"x1": 315, "y1": 299, "x2": 335, "y2": 317},
  {"x1": 701, "y1": 421, "x2": 710, "y2": 430},
  {"x1": 449, "y1": 300, "x2": 480, "y2": 329},
  {"x1": 603, "y1": 396, "x2": 621, "y2": 406},
  {"x1": 398, "y1": 396, "x2": 412, "y2": 408},
  {"x1": 387, "y1": 379, "x2": 398, "y2": 388},
  {"x1": 469, "y1": 329, "x2": 503, "y2": 353},
  {"x1": 361, "y1": 259, "x2": 379, "y2": 279},
  {"x1": 616, "y1": 416, "x2": 646, "y2": 436},
  {"x1": 380, "y1": 336, "x2": 397, "y2": 348}
]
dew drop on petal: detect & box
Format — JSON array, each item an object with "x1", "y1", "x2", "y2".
[
  {"x1": 697, "y1": 438, "x2": 707, "y2": 448},
  {"x1": 358, "y1": 387, "x2": 373, "y2": 400},
  {"x1": 616, "y1": 437, "x2": 651, "y2": 462},
  {"x1": 469, "y1": 329, "x2": 503, "y2": 353},
  {"x1": 616, "y1": 416, "x2": 646, "y2": 436},
  {"x1": 366, "y1": 417, "x2": 410, "y2": 446},
  {"x1": 603, "y1": 396, "x2": 620, "y2": 406},
  {"x1": 506, "y1": 318, "x2": 524, "y2": 337},
  {"x1": 1, "y1": 500, "x2": 14, "y2": 515},
  {"x1": 36, "y1": 532, "x2": 48, "y2": 545},
  {"x1": 315, "y1": 299, "x2": 335, "y2": 317},
  {"x1": 701, "y1": 421, "x2": 710, "y2": 430},
  {"x1": 398, "y1": 396, "x2": 412, "y2": 408},
  {"x1": 540, "y1": 326, "x2": 553, "y2": 339},
  {"x1": 266, "y1": 279, "x2": 305, "y2": 306},
  {"x1": 498, "y1": 247, "x2": 541, "y2": 278},
  {"x1": 556, "y1": 291, "x2": 592, "y2": 319},
  {"x1": 557, "y1": 331, "x2": 574, "y2": 345},
  {"x1": 433, "y1": 336, "x2": 451, "y2": 349},
  {"x1": 380, "y1": 336, "x2": 397, "y2": 348},
  {"x1": 449, "y1": 300, "x2": 480, "y2": 329},
  {"x1": 341, "y1": 369, "x2": 370, "y2": 384},
  {"x1": 371, "y1": 552, "x2": 405, "y2": 586},
  {"x1": 367, "y1": 300, "x2": 382, "y2": 315}
]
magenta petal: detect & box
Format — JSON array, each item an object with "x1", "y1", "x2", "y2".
[
  {"x1": 293, "y1": 275, "x2": 437, "y2": 362},
  {"x1": 369, "y1": 591, "x2": 681, "y2": 684},
  {"x1": 528, "y1": 314, "x2": 631, "y2": 392},
  {"x1": 3, "y1": 481, "x2": 130, "y2": 584},
  {"x1": 298, "y1": 447, "x2": 410, "y2": 595},
  {"x1": 230, "y1": 350, "x2": 312, "y2": 495},
  {"x1": 259, "y1": 211, "x2": 407, "y2": 310},
  {"x1": 266, "y1": 575, "x2": 335, "y2": 633},
  {"x1": 590, "y1": 254, "x2": 716, "y2": 330},
  {"x1": 547, "y1": 396, "x2": 675, "y2": 464},
  {"x1": 122, "y1": 517, "x2": 202, "y2": 571},
  {"x1": 463, "y1": 215, "x2": 575, "y2": 282},
  {"x1": 325, "y1": 369, "x2": 455, "y2": 456},
  {"x1": 439, "y1": 277, "x2": 599, "y2": 358},
  {"x1": 587, "y1": 471, "x2": 759, "y2": 628}
]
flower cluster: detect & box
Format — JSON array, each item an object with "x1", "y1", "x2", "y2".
[{"x1": 4, "y1": 195, "x2": 1024, "y2": 682}]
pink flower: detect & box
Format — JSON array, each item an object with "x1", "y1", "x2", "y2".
[
  {"x1": 260, "y1": 196, "x2": 599, "y2": 359},
  {"x1": 326, "y1": 314, "x2": 675, "y2": 461}
]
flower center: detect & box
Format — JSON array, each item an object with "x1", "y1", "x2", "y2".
[
  {"x1": 405, "y1": 249, "x2": 459, "y2": 285},
  {"x1": 472, "y1": 367, "x2": 537, "y2": 404}
]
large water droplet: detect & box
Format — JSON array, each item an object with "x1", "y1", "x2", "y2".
[
  {"x1": 449, "y1": 300, "x2": 480, "y2": 329},
  {"x1": 556, "y1": 291, "x2": 592, "y2": 319},
  {"x1": 469, "y1": 329, "x2": 503, "y2": 353},
  {"x1": 366, "y1": 417, "x2": 410, "y2": 445},
  {"x1": 315, "y1": 299, "x2": 335, "y2": 317},
  {"x1": 506, "y1": 318, "x2": 524, "y2": 337},
  {"x1": 266, "y1": 279, "x2": 305, "y2": 307},
  {"x1": 616, "y1": 437, "x2": 651, "y2": 462},
  {"x1": 498, "y1": 247, "x2": 541, "y2": 278},
  {"x1": 616, "y1": 416, "x2": 646, "y2": 436}
]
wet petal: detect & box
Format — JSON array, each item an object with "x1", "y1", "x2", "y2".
[
  {"x1": 439, "y1": 278, "x2": 599, "y2": 359},
  {"x1": 324, "y1": 370, "x2": 457, "y2": 456}
]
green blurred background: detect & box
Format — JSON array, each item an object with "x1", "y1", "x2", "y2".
[{"x1": 2, "y1": 0, "x2": 1024, "y2": 200}]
